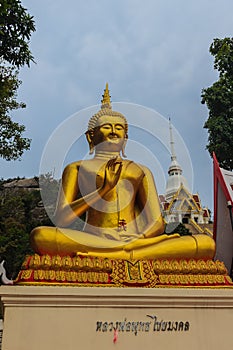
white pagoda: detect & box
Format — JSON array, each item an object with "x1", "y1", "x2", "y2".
[{"x1": 160, "y1": 119, "x2": 211, "y2": 231}]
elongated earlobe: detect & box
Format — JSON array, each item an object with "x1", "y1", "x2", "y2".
[
  {"x1": 89, "y1": 143, "x2": 94, "y2": 155},
  {"x1": 85, "y1": 130, "x2": 95, "y2": 155},
  {"x1": 121, "y1": 138, "x2": 127, "y2": 158}
]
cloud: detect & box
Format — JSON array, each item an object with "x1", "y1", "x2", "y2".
[{"x1": 2, "y1": 0, "x2": 233, "y2": 210}]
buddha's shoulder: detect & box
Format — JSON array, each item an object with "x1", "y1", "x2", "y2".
[
  {"x1": 63, "y1": 160, "x2": 83, "y2": 172},
  {"x1": 63, "y1": 159, "x2": 99, "y2": 172},
  {"x1": 124, "y1": 160, "x2": 152, "y2": 175}
]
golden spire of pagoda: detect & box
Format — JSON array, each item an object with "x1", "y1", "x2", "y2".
[{"x1": 101, "y1": 83, "x2": 112, "y2": 109}]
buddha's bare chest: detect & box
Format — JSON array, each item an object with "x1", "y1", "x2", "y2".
[{"x1": 77, "y1": 160, "x2": 143, "y2": 195}]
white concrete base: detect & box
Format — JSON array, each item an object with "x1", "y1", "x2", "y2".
[{"x1": 1, "y1": 286, "x2": 233, "y2": 350}]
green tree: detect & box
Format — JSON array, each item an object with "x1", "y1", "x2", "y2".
[
  {"x1": 165, "y1": 222, "x2": 191, "y2": 236},
  {"x1": 0, "y1": 184, "x2": 55, "y2": 279},
  {"x1": 201, "y1": 37, "x2": 233, "y2": 170},
  {"x1": 0, "y1": 0, "x2": 35, "y2": 160}
]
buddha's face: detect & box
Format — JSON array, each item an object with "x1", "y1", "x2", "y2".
[{"x1": 92, "y1": 115, "x2": 127, "y2": 152}]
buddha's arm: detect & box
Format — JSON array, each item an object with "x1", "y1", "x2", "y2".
[
  {"x1": 137, "y1": 166, "x2": 165, "y2": 238},
  {"x1": 55, "y1": 160, "x2": 122, "y2": 227}
]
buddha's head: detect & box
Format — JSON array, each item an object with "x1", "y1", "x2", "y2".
[{"x1": 86, "y1": 84, "x2": 128, "y2": 157}]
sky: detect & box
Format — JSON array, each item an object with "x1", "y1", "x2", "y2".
[{"x1": 1, "y1": 0, "x2": 233, "y2": 212}]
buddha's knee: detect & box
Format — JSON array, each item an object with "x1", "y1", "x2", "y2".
[
  {"x1": 30, "y1": 226, "x2": 57, "y2": 254},
  {"x1": 192, "y1": 234, "x2": 216, "y2": 259}
]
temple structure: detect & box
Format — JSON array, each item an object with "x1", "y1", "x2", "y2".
[{"x1": 160, "y1": 119, "x2": 211, "y2": 229}]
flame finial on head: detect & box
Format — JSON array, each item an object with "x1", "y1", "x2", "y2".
[
  {"x1": 87, "y1": 83, "x2": 128, "y2": 136},
  {"x1": 101, "y1": 83, "x2": 112, "y2": 109}
]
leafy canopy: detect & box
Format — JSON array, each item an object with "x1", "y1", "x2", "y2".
[
  {"x1": 0, "y1": 0, "x2": 35, "y2": 67},
  {"x1": 202, "y1": 38, "x2": 233, "y2": 170},
  {"x1": 0, "y1": 0, "x2": 35, "y2": 160}
]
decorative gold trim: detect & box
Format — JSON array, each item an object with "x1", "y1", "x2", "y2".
[
  {"x1": 28, "y1": 270, "x2": 109, "y2": 284},
  {"x1": 25, "y1": 254, "x2": 113, "y2": 271},
  {"x1": 158, "y1": 274, "x2": 226, "y2": 285},
  {"x1": 153, "y1": 259, "x2": 227, "y2": 275},
  {"x1": 111, "y1": 260, "x2": 158, "y2": 287},
  {"x1": 15, "y1": 254, "x2": 233, "y2": 288}
]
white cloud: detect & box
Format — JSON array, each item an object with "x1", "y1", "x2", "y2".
[{"x1": 2, "y1": 0, "x2": 233, "y2": 209}]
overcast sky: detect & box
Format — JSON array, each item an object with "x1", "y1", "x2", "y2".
[{"x1": 1, "y1": 0, "x2": 233, "y2": 212}]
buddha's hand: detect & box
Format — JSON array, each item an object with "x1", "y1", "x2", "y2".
[{"x1": 103, "y1": 157, "x2": 123, "y2": 191}]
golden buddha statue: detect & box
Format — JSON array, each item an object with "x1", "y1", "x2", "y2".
[{"x1": 30, "y1": 84, "x2": 215, "y2": 260}]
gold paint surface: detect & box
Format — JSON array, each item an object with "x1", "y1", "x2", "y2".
[
  {"x1": 30, "y1": 87, "x2": 216, "y2": 260},
  {"x1": 16, "y1": 255, "x2": 233, "y2": 288}
]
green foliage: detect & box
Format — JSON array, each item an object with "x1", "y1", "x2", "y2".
[
  {"x1": 0, "y1": 0, "x2": 35, "y2": 67},
  {"x1": 165, "y1": 222, "x2": 192, "y2": 236},
  {"x1": 0, "y1": 181, "x2": 55, "y2": 279},
  {"x1": 0, "y1": 65, "x2": 31, "y2": 160},
  {"x1": 202, "y1": 38, "x2": 233, "y2": 170},
  {"x1": 0, "y1": 0, "x2": 35, "y2": 160}
]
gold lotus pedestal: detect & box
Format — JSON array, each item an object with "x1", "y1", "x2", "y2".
[{"x1": 15, "y1": 254, "x2": 233, "y2": 288}]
